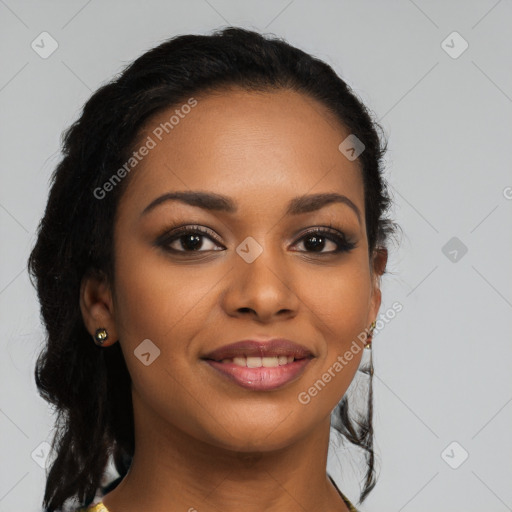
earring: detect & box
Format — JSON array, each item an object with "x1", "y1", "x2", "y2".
[
  {"x1": 94, "y1": 328, "x2": 109, "y2": 346},
  {"x1": 364, "y1": 321, "x2": 376, "y2": 349}
]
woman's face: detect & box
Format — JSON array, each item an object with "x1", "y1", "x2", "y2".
[{"x1": 95, "y1": 88, "x2": 385, "y2": 452}]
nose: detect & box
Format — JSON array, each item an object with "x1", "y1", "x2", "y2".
[{"x1": 221, "y1": 244, "x2": 300, "y2": 323}]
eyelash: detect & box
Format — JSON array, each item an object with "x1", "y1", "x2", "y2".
[{"x1": 155, "y1": 222, "x2": 356, "y2": 255}]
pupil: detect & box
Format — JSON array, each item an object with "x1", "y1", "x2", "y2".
[
  {"x1": 182, "y1": 234, "x2": 202, "y2": 251},
  {"x1": 305, "y1": 235, "x2": 324, "y2": 252}
]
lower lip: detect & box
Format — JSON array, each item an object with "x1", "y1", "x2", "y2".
[{"x1": 204, "y1": 358, "x2": 312, "y2": 391}]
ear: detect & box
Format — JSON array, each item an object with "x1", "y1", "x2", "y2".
[
  {"x1": 368, "y1": 247, "x2": 388, "y2": 324},
  {"x1": 79, "y1": 270, "x2": 118, "y2": 346}
]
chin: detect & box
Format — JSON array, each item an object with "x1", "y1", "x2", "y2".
[{"x1": 195, "y1": 409, "x2": 316, "y2": 453}]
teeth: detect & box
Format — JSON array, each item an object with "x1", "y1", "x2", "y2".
[
  {"x1": 262, "y1": 356, "x2": 279, "y2": 367},
  {"x1": 219, "y1": 356, "x2": 296, "y2": 367},
  {"x1": 246, "y1": 356, "x2": 262, "y2": 368}
]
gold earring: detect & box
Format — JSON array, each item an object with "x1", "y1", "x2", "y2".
[
  {"x1": 364, "y1": 321, "x2": 376, "y2": 349},
  {"x1": 94, "y1": 328, "x2": 109, "y2": 346}
]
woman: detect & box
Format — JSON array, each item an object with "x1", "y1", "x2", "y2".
[{"x1": 29, "y1": 27, "x2": 397, "y2": 512}]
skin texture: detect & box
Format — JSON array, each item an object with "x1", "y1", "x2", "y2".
[{"x1": 80, "y1": 87, "x2": 387, "y2": 512}]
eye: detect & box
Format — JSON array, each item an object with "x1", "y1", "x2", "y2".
[
  {"x1": 156, "y1": 225, "x2": 225, "y2": 253},
  {"x1": 291, "y1": 226, "x2": 356, "y2": 254},
  {"x1": 155, "y1": 223, "x2": 356, "y2": 255}
]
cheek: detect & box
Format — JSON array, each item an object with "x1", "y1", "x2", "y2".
[
  {"x1": 113, "y1": 260, "x2": 169, "y2": 341},
  {"x1": 302, "y1": 262, "x2": 370, "y2": 390},
  {"x1": 112, "y1": 248, "x2": 209, "y2": 409},
  {"x1": 301, "y1": 261, "x2": 371, "y2": 333},
  {"x1": 114, "y1": 235, "x2": 184, "y2": 331},
  {"x1": 112, "y1": 239, "x2": 223, "y2": 363}
]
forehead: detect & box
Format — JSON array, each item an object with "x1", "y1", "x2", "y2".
[{"x1": 119, "y1": 88, "x2": 364, "y2": 220}]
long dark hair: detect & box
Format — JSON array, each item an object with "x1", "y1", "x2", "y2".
[{"x1": 28, "y1": 26, "x2": 398, "y2": 511}]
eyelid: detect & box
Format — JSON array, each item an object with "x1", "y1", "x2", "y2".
[
  {"x1": 155, "y1": 224, "x2": 224, "y2": 246},
  {"x1": 293, "y1": 223, "x2": 348, "y2": 239}
]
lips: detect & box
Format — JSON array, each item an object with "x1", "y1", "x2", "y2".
[
  {"x1": 202, "y1": 339, "x2": 314, "y2": 362},
  {"x1": 201, "y1": 339, "x2": 314, "y2": 391}
]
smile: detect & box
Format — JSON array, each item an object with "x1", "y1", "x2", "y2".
[
  {"x1": 204, "y1": 356, "x2": 313, "y2": 391},
  {"x1": 214, "y1": 355, "x2": 297, "y2": 367}
]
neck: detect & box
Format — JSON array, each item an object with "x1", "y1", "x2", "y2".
[{"x1": 102, "y1": 390, "x2": 350, "y2": 512}]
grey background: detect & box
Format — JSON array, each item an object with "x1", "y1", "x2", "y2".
[{"x1": 1, "y1": 1, "x2": 511, "y2": 511}]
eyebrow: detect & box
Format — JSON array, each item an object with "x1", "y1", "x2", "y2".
[{"x1": 140, "y1": 190, "x2": 361, "y2": 223}]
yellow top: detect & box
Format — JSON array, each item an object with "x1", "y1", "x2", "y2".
[
  {"x1": 329, "y1": 475, "x2": 359, "y2": 512},
  {"x1": 77, "y1": 504, "x2": 108, "y2": 512},
  {"x1": 79, "y1": 496, "x2": 357, "y2": 512},
  {"x1": 76, "y1": 476, "x2": 358, "y2": 512}
]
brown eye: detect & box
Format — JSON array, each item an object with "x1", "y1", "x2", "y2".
[
  {"x1": 292, "y1": 228, "x2": 356, "y2": 254},
  {"x1": 157, "y1": 226, "x2": 225, "y2": 253}
]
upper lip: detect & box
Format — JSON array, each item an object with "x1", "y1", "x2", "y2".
[{"x1": 202, "y1": 339, "x2": 314, "y2": 361}]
